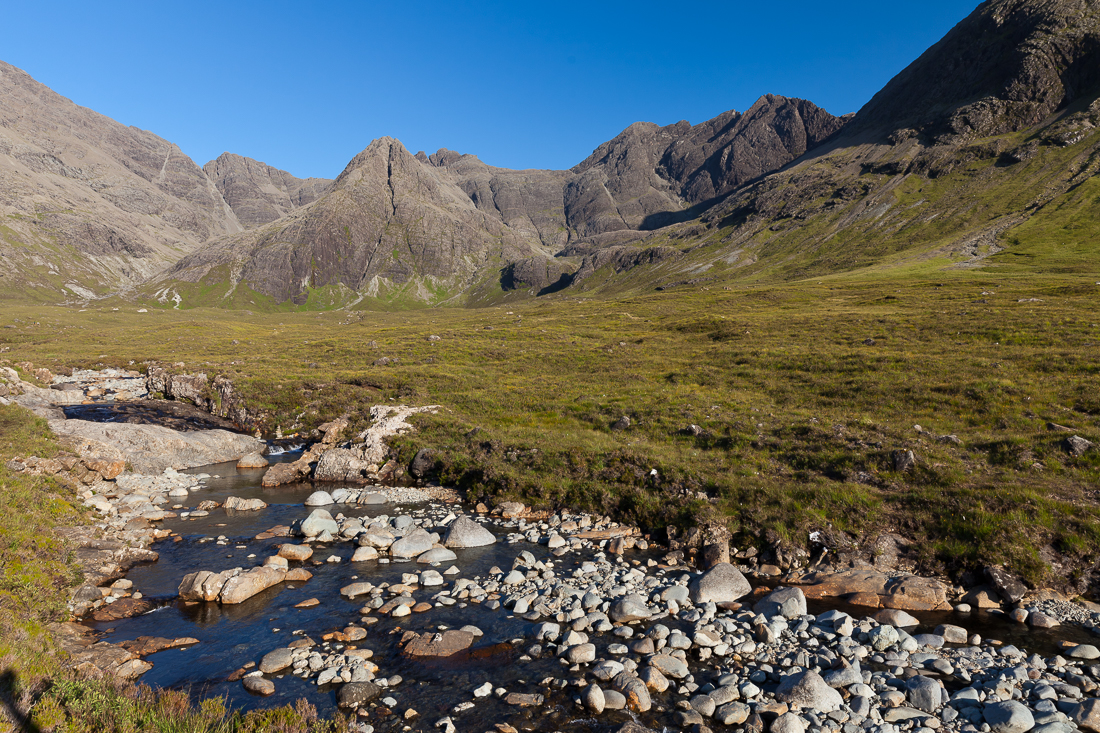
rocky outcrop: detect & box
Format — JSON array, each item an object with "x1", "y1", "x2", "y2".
[
  {"x1": 203, "y1": 152, "x2": 331, "y2": 228},
  {"x1": 847, "y1": 0, "x2": 1100, "y2": 144},
  {"x1": 48, "y1": 419, "x2": 264, "y2": 474}
]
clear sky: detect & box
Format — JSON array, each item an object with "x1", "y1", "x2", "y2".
[{"x1": 6, "y1": 1, "x2": 979, "y2": 179}]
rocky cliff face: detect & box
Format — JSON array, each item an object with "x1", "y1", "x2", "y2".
[
  {"x1": 0, "y1": 61, "x2": 242, "y2": 299},
  {"x1": 847, "y1": 0, "x2": 1100, "y2": 143},
  {"x1": 161, "y1": 138, "x2": 547, "y2": 305},
  {"x1": 158, "y1": 94, "x2": 845, "y2": 306},
  {"x1": 203, "y1": 153, "x2": 331, "y2": 228}
]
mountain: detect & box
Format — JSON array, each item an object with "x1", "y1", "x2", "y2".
[
  {"x1": 203, "y1": 153, "x2": 331, "y2": 228},
  {"x1": 560, "y1": 0, "x2": 1100, "y2": 295},
  {"x1": 0, "y1": 60, "x2": 242, "y2": 300},
  {"x1": 155, "y1": 95, "x2": 844, "y2": 307}
]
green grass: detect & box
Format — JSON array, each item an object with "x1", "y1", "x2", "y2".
[{"x1": 4, "y1": 271, "x2": 1100, "y2": 591}]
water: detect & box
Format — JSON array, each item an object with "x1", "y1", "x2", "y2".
[{"x1": 91, "y1": 455, "x2": 1098, "y2": 732}]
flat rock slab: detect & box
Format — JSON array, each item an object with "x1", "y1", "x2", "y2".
[
  {"x1": 402, "y1": 630, "x2": 474, "y2": 658},
  {"x1": 117, "y1": 636, "x2": 198, "y2": 656},
  {"x1": 90, "y1": 597, "x2": 155, "y2": 622},
  {"x1": 49, "y1": 418, "x2": 263, "y2": 474}
]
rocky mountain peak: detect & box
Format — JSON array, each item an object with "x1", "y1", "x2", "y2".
[
  {"x1": 848, "y1": 0, "x2": 1100, "y2": 143},
  {"x1": 203, "y1": 152, "x2": 331, "y2": 229}
]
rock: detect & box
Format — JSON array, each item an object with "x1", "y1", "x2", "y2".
[
  {"x1": 278, "y1": 544, "x2": 313, "y2": 562},
  {"x1": 772, "y1": 712, "x2": 807, "y2": 733},
  {"x1": 219, "y1": 567, "x2": 285, "y2": 604},
  {"x1": 313, "y1": 448, "x2": 374, "y2": 483},
  {"x1": 609, "y1": 595, "x2": 652, "y2": 623},
  {"x1": 774, "y1": 670, "x2": 843, "y2": 713},
  {"x1": 823, "y1": 660, "x2": 863, "y2": 688},
  {"x1": 403, "y1": 630, "x2": 474, "y2": 658},
  {"x1": 351, "y1": 546, "x2": 379, "y2": 562},
  {"x1": 648, "y1": 654, "x2": 689, "y2": 680},
  {"x1": 934, "y1": 624, "x2": 968, "y2": 643},
  {"x1": 869, "y1": 624, "x2": 899, "y2": 651},
  {"x1": 984, "y1": 701, "x2": 1035, "y2": 733},
  {"x1": 337, "y1": 681, "x2": 381, "y2": 709},
  {"x1": 566, "y1": 644, "x2": 596, "y2": 664},
  {"x1": 716, "y1": 702, "x2": 751, "y2": 726},
  {"x1": 409, "y1": 448, "x2": 434, "y2": 478},
  {"x1": 892, "y1": 449, "x2": 916, "y2": 471},
  {"x1": 1068, "y1": 644, "x2": 1100, "y2": 660},
  {"x1": 638, "y1": 666, "x2": 669, "y2": 693},
  {"x1": 1065, "y1": 435, "x2": 1094, "y2": 456},
  {"x1": 1029, "y1": 611, "x2": 1059, "y2": 629},
  {"x1": 986, "y1": 566, "x2": 1028, "y2": 603},
  {"x1": 906, "y1": 676, "x2": 943, "y2": 712},
  {"x1": 1071, "y1": 699, "x2": 1100, "y2": 733},
  {"x1": 505, "y1": 692, "x2": 544, "y2": 707},
  {"x1": 341, "y1": 582, "x2": 374, "y2": 599},
  {"x1": 754, "y1": 586, "x2": 807, "y2": 618},
  {"x1": 243, "y1": 676, "x2": 274, "y2": 696},
  {"x1": 304, "y1": 490, "x2": 334, "y2": 506},
  {"x1": 611, "y1": 672, "x2": 652, "y2": 712},
  {"x1": 582, "y1": 683, "x2": 605, "y2": 713},
  {"x1": 259, "y1": 648, "x2": 293, "y2": 674},
  {"x1": 223, "y1": 496, "x2": 266, "y2": 511},
  {"x1": 702, "y1": 541, "x2": 730, "y2": 568},
  {"x1": 261, "y1": 460, "x2": 311, "y2": 487},
  {"x1": 236, "y1": 453, "x2": 269, "y2": 469},
  {"x1": 498, "y1": 502, "x2": 526, "y2": 519},
  {"x1": 48, "y1": 419, "x2": 264, "y2": 474},
  {"x1": 443, "y1": 515, "x2": 497, "y2": 548},
  {"x1": 300, "y1": 509, "x2": 339, "y2": 538},
  {"x1": 689, "y1": 562, "x2": 751, "y2": 604},
  {"x1": 284, "y1": 568, "x2": 312, "y2": 582},
  {"x1": 390, "y1": 528, "x2": 439, "y2": 558},
  {"x1": 611, "y1": 416, "x2": 631, "y2": 431},
  {"x1": 417, "y1": 547, "x2": 457, "y2": 564},
  {"x1": 875, "y1": 608, "x2": 920, "y2": 627}
]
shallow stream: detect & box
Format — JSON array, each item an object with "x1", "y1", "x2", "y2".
[{"x1": 92, "y1": 455, "x2": 1098, "y2": 732}]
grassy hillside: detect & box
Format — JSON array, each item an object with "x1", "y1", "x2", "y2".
[{"x1": 4, "y1": 267, "x2": 1100, "y2": 590}]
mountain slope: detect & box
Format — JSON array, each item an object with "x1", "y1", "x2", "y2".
[
  {"x1": 0, "y1": 61, "x2": 242, "y2": 300},
  {"x1": 203, "y1": 153, "x2": 332, "y2": 228},
  {"x1": 157, "y1": 138, "x2": 547, "y2": 307},
  {"x1": 157, "y1": 95, "x2": 845, "y2": 307},
  {"x1": 565, "y1": 0, "x2": 1100, "y2": 295}
]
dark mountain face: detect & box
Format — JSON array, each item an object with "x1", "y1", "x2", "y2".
[
  {"x1": 203, "y1": 153, "x2": 332, "y2": 228},
  {"x1": 848, "y1": 0, "x2": 1100, "y2": 143}
]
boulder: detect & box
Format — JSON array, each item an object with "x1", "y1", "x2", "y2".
[
  {"x1": 689, "y1": 563, "x2": 751, "y2": 604},
  {"x1": 754, "y1": 587, "x2": 807, "y2": 618},
  {"x1": 243, "y1": 676, "x2": 274, "y2": 696},
  {"x1": 609, "y1": 595, "x2": 652, "y2": 623},
  {"x1": 277, "y1": 544, "x2": 314, "y2": 562},
  {"x1": 300, "y1": 509, "x2": 339, "y2": 538},
  {"x1": 875, "y1": 609, "x2": 920, "y2": 627},
  {"x1": 985, "y1": 566, "x2": 1027, "y2": 603},
  {"x1": 236, "y1": 453, "x2": 269, "y2": 469},
  {"x1": 259, "y1": 648, "x2": 294, "y2": 674},
  {"x1": 1071, "y1": 699, "x2": 1100, "y2": 733},
  {"x1": 582, "y1": 683, "x2": 605, "y2": 713},
  {"x1": 417, "y1": 547, "x2": 457, "y2": 564},
  {"x1": 409, "y1": 448, "x2": 434, "y2": 478},
  {"x1": 219, "y1": 566, "x2": 285, "y2": 604},
  {"x1": 774, "y1": 670, "x2": 843, "y2": 712},
  {"x1": 223, "y1": 496, "x2": 267, "y2": 511},
  {"x1": 48, "y1": 419, "x2": 264, "y2": 474},
  {"x1": 337, "y1": 681, "x2": 381, "y2": 709},
  {"x1": 402, "y1": 630, "x2": 474, "y2": 658},
  {"x1": 906, "y1": 676, "x2": 943, "y2": 712},
  {"x1": 390, "y1": 528, "x2": 439, "y2": 558},
  {"x1": 304, "y1": 491, "x2": 334, "y2": 506},
  {"x1": 984, "y1": 701, "x2": 1035, "y2": 733},
  {"x1": 314, "y1": 448, "x2": 374, "y2": 483},
  {"x1": 444, "y1": 515, "x2": 497, "y2": 548},
  {"x1": 772, "y1": 713, "x2": 807, "y2": 733},
  {"x1": 611, "y1": 672, "x2": 652, "y2": 713}
]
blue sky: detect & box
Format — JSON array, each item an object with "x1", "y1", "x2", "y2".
[{"x1": 6, "y1": 1, "x2": 979, "y2": 178}]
